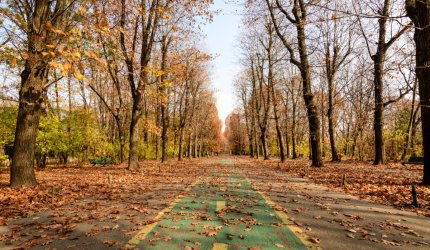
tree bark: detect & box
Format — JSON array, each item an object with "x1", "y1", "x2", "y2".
[
  {"x1": 10, "y1": 63, "x2": 44, "y2": 187},
  {"x1": 178, "y1": 126, "x2": 185, "y2": 161},
  {"x1": 297, "y1": 21, "x2": 323, "y2": 167},
  {"x1": 160, "y1": 38, "x2": 171, "y2": 162},
  {"x1": 372, "y1": 53, "x2": 386, "y2": 165},
  {"x1": 406, "y1": 0, "x2": 430, "y2": 184},
  {"x1": 327, "y1": 76, "x2": 339, "y2": 161},
  {"x1": 260, "y1": 130, "x2": 269, "y2": 160},
  {"x1": 11, "y1": 0, "x2": 69, "y2": 187},
  {"x1": 128, "y1": 102, "x2": 142, "y2": 169}
]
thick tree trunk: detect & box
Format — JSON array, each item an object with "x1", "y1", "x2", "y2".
[
  {"x1": 406, "y1": 0, "x2": 430, "y2": 184},
  {"x1": 10, "y1": 65, "x2": 44, "y2": 187},
  {"x1": 10, "y1": 0, "x2": 70, "y2": 187}
]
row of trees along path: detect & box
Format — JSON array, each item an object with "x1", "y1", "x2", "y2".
[
  {"x1": 225, "y1": 0, "x2": 430, "y2": 185},
  {"x1": 0, "y1": 0, "x2": 429, "y2": 187}
]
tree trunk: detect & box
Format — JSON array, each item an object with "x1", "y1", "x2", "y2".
[
  {"x1": 260, "y1": 130, "x2": 269, "y2": 160},
  {"x1": 371, "y1": 0, "x2": 409, "y2": 165},
  {"x1": 128, "y1": 102, "x2": 142, "y2": 170},
  {"x1": 10, "y1": 0, "x2": 70, "y2": 187},
  {"x1": 268, "y1": 46, "x2": 285, "y2": 162},
  {"x1": 321, "y1": 88, "x2": 326, "y2": 159},
  {"x1": 406, "y1": 0, "x2": 430, "y2": 184},
  {"x1": 178, "y1": 126, "x2": 185, "y2": 161},
  {"x1": 285, "y1": 131, "x2": 290, "y2": 159},
  {"x1": 254, "y1": 126, "x2": 259, "y2": 159},
  {"x1": 187, "y1": 134, "x2": 192, "y2": 158},
  {"x1": 292, "y1": 112, "x2": 297, "y2": 159},
  {"x1": 193, "y1": 132, "x2": 198, "y2": 158},
  {"x1": 160, "y1": 39, "x2": 170, "y2": 162},
  {"x1": 327, "y1": 76, "x2": 339, "y2": 161},
  {"x1": 161, "y1": 103, "x2": 169, "y2": 161},
  {"x1": 291, "y1": 88, "x2": 298, "y2": 159},
  {"x1": 10, "y1": 66, "x2": 44, "y2": 187},
  {"x1": 297, "y1": 27, "x2": 323, "y2": 167},
  {"x1": 373, "y1": 56, "x2": 386, "y2": 165},
  {"x1": 118, "y1": 128, "x2": 126, "y2": 163}
]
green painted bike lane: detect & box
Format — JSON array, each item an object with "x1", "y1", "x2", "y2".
[{"x1": 125, "y1": 159, "x2": 316, "y2": 249}]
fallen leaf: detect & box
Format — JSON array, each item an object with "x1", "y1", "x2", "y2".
[
  {"x1": 310, "y1": 237, "x2": 320, "y2": 244},
  {"x1": 275, "y1": 243, "x2": 285, "y2": 248},
  {"x1": 207, "y1": 231, "x2": 217, "y2": 237}
]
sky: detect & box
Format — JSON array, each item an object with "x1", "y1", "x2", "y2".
[{"x1": 202, "y1": 0, "x2": 243, "y2": 131}]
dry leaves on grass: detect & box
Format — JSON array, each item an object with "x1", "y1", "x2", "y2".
[
  {"x1": 0, "y1": 159, "x2": 209, "y2": 249},
  {"x1": 258, "y1": 158, "x2": 430, "y2": 217}
]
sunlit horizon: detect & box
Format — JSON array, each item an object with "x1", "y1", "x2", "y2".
[{"x1": 203, "y1": 0, "x2": 242, "y2": 132}]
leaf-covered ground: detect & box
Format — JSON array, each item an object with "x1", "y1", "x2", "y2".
[
  {"x1": 0, "y1": 157, "x2": 429, "y2": 249},
  {"x1": 255, "y1": 158, "x2": 430, "y2": 217},
  {"x1": 0, "y1": 160, "x2": 205, "y2": 249}
]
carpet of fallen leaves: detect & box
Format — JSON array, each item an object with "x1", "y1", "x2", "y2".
[
  {"x1": 1, "y1": 156, "x2": 429, "y2": 249},
  {"x1": 256, "y1": 158, "x2": 430, "y2": 217},
  {"x1": 0, "y1": 159, "x2": 208, "y2": 249}
]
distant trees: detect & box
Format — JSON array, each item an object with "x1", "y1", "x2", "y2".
[{"x1": 224, "y1": 112, "x2": 247, "y2": 155}]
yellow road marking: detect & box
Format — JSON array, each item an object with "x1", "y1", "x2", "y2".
[
  {"x1": 212, "y1": 242, "x2": 229, "y2": 250},
  {"x1": 246, "y1": 178, "x2": 322, "y2": 250},
  {"x1": 124, "y1": 179, "x2": 201, "y2": 248},
  {"x1": 216, "y1": 201, "x2": 226, "y2": 212}
]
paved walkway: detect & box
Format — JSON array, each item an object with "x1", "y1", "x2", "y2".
[{"x1": 125, "y1": 159, "x2": 316, "y2": 249}]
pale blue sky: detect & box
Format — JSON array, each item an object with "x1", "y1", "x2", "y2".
[{"x1": 203, "y1": 0, "x2": 242, "y2": 131}]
